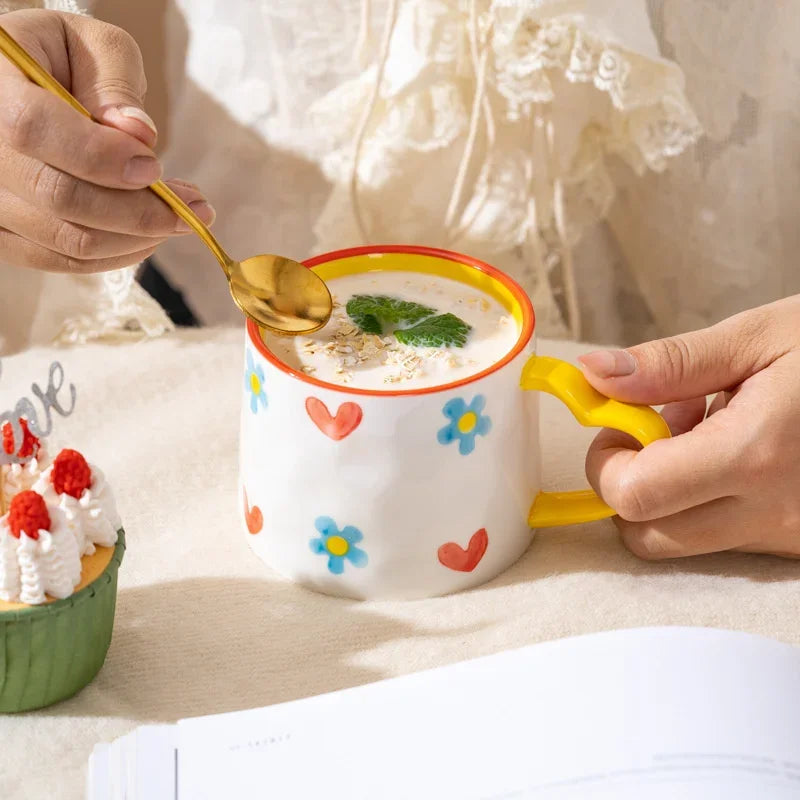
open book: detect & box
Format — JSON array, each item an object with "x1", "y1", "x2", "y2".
[{"x1": 88, "y1": 627, "x2": 800, "y2": 799}]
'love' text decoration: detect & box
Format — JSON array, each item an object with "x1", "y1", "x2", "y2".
[{"x1": 0, "y1": 359, "x2": 77, "y2": 513}]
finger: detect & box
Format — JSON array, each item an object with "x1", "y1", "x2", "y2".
[
  {"x1": 659, "y1": 397, "x2": 708, "y2": 436},
  {"x1": 0, "y1": 153, "x2": 215, "y2": 235},
  {"x1": 585, "y1": 413, "x2": 745, "y2": 522},
  {"x1": 0, "y1": 226, "x2": 159, "y2": 274},
  {"x1": 0, "y1": 189, "x2": 171, "y2": 259},
  {"x1": 0, "y1": 13, "x2": 160, "y2": 181},
  {"x1": 0, "y1": 12, "x2": 70, "y2": 87},
  {"x1": 615, "y1": 496, "x2": 753, "y2": 560},
  {"x1": 62, "y1": 16, "x2": 158, "y2": 147},
  {"x1": 0, "y1": 73, "x2": 161, "y2": 189},
  {"x1": 576, "y1": 298, "x2": 800, "y2": 405},
  {"x1": 96, "y1": 105, "x2": 158, "y2": 149}
]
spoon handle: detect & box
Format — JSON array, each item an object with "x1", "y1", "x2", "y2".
[
  {"x1": 0, "y1": 23, "x2": 233, "y2": 274},
  {"x1": 148, "y1": 181, "x2": 231, "y2": 272}
]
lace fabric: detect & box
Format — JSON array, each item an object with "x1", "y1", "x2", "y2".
[
  {"x1": 305, "y1": 1, "x2": 701, "y2": 338},
  {"x1": 52, "y1": 269, "x2": 174, "y2": 346},
  {"x1": 151, "y1": 0, "x2": 702, "y2": 342},
  {"x1": 10, "y1": 0, "x2": 777, "y2": 351}
]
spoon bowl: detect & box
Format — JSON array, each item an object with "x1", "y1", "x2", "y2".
[
  {"x1": 149, "y1": 181, "x2": 332, "y2": 334},
  {"x1": 231, "y1": 254, "x2": 332, "y2": 334},
  {"x1": 0, "y1": 23, "x2": 332, "y2": 336}
]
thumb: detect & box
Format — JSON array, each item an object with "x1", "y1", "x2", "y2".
[
  {"x1": 63, "y1": 16, "x2": 158, "y2": 148},
  {"x1": 577, "y1": 304, "x2": 787, "y2": 405}
]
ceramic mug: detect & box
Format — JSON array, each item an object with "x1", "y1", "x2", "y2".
[{"x1": 239, "y1": 246, "x2": 670, "y2": 600}]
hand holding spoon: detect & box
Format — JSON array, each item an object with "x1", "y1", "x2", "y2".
[{"x1": 0, "y1": 23, "x2": 332, "y2": 335}]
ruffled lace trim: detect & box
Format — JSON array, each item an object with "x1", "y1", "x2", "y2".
[
  {"x1": 312, "y1": 10, "x2": 701, "y2": 217},
  {"x1": 53, "y1": 267, "x2": 174, "y2": 347},
  {"x1": 491, "y1": 14, "x2": 701, "y2": 172},
  {"x1": 309, "y1": 2, "x2": 702, "y2": 339}
]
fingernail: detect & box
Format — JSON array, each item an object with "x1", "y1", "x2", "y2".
[
  {"x1": 116, "y1": 106, "x2": 158, "y2": 137},
  {"x1": 123, "y1": 156, "x2": 162, "y2": 186},
  {"x1": 578, "y1": 349, "x2": 636, "y2": 379},
  {"x1": 175, "y1": 201, "x2": 216, "y2": 232}
]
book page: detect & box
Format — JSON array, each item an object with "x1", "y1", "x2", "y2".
[
  {"x1": 86, "y1": 743, "x2": 110, "y2": 800},
  {"x1": 175, "y1": 627, "x2": 800, "y2": 799},
  {"x1": 131, "y1": 725, "x2": 177, "y2": 800},
  {"x1": 88, "y1": 724, "x2": 176, "y2": 800}
]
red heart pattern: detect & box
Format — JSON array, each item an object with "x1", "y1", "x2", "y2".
[
  {"x1": 437, "y1": 528, "x2": 489, "y2": 572},
  {"x1": 305, "y1": 397, "x2": 363, "y2": 441},
  {"x1": 243, "y1": 487, "x2": 263, "y2": 534}
]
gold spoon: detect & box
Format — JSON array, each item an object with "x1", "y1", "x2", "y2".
[{"x1": 0, "y1": 24, "x2": 332, "y2": 335}]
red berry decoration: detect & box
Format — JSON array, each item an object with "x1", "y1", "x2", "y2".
[
  {"x1": 2, "y1": 418, "x2": 41, "y2": 459},
  {"x1": 8, "y1": 490, "x2": 51, "y2": 539},
  {"x1": 51, "y1": 449, "x2": 92, "y2": 499}
]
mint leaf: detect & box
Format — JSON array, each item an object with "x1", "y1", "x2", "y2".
[
  {"x1": 346, "y1": 295, "x2": 436, "y2": 335},
  {"x1": 395, "y1": 314, "x2": 472, "y2": 348}
]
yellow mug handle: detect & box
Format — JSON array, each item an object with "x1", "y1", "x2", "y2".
[{"x1": 521, "y1": 355, "x2": 671, "y2": 527}]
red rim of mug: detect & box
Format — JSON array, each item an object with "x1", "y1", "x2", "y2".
[{"x1": 246, "y1": 244, "x2": 536, "y2": 397}]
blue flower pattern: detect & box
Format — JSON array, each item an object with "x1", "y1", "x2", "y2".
[
  {"x1": 437, "y1": 395, "x2": 491, "y2": 455},
  {"x1": 245, "y1": 349, "x2": 267, "y2": 414},
  {"x1": 310, "y1": 517, "x2": 369, "y2": 575}
]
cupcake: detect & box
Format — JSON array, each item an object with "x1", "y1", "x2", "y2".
[{"x1": 0, "y1": 421, "x2": 124, "y2": 712}]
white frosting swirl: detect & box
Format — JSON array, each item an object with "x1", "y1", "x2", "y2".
[
  {"x1": 33, "y1": 462, "x2": 120, "y2": 556},
  {"x1": 1, "y1": 442, "x2": 49, "y2": 508},
  {"x1": 0, "y1": 508, "x2": 82, "y2": 605},
  {"x1": 0, "y1": 521, "x2": 21, "y2": 602},
  {"x1": 16, "y1": 534, "x2": 45, "y2": 606},
  {"x1": 0, "y1": 453, "x2": 121, "y2": 605}
]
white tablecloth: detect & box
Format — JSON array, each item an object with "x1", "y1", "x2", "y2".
[{"x1": 1, "y1": 329, "x2": 797, "y2": 799}]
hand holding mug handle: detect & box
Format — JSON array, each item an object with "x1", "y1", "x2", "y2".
[{"x1": 521, "y1": 356, "x2": 671, "y2": 527}]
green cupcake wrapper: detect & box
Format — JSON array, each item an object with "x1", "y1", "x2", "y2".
[{"x1": 0, "y1": 528, "x2": 125, "y2": 713}]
